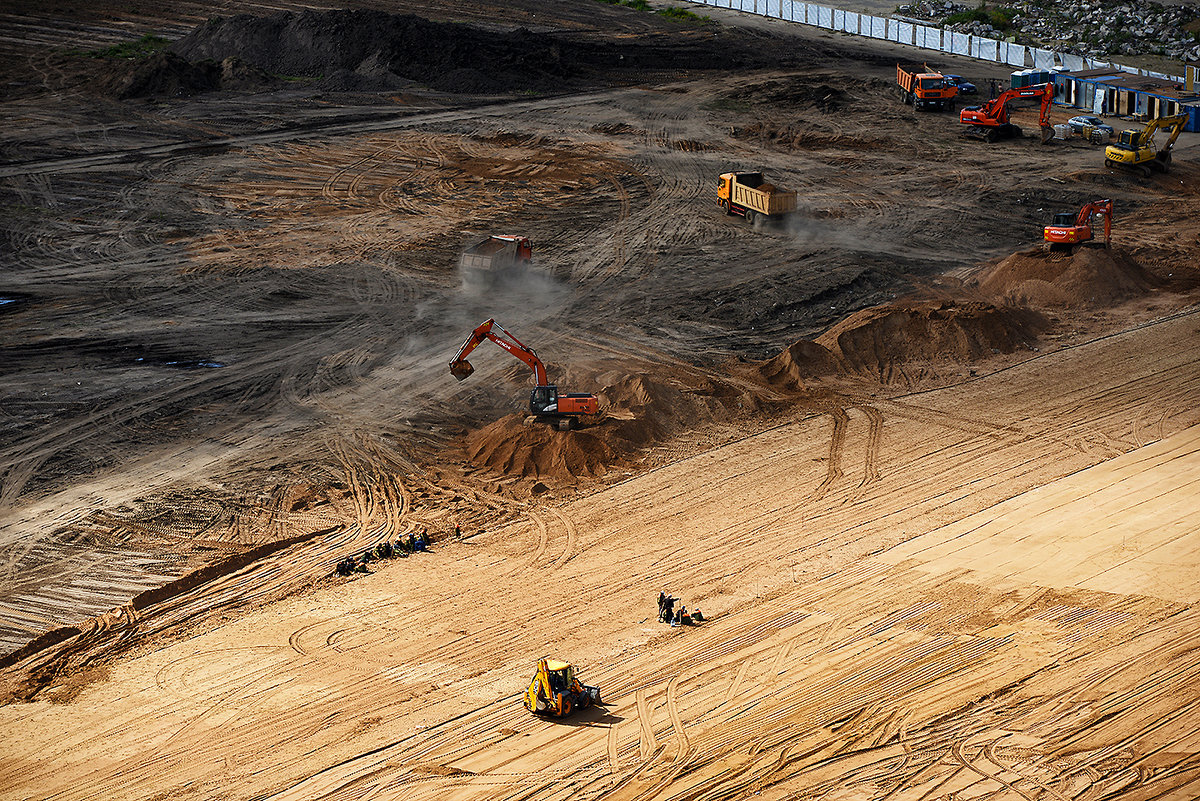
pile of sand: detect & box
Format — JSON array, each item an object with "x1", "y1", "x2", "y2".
[
  {"x1": 757, "y1": 339, "x2": 842, "y2": 391},
  {"x1": 464, "y1": 373, "x2": 774, "y2": 480},
  {"x1": 816, "y1": 300, "x2": 1047, "y2": 379},
  {"x1": 976, "y1": 246, "x2": 1157, "y2": 309},
  {"x1": 466, "y1": 417, "x2": 616, "y2": 479}
]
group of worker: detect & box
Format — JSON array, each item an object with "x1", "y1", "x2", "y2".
[
  {"x1": 657, "y1": 591, "x2": 704, "y2": 627},
  {"x1": 335, "y1": 529, "x2": 430, "y2": 576}
]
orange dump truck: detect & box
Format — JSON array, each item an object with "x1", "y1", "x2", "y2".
[
  {"x1": 717, "y1": 172, "x2": 797, "y2": 223},
  {"x1": 458, "y1": 235, "x2": 532, "y2": 271},
  {"x1": 897, "y1": 63, "x2": 958, "y2": 111}
]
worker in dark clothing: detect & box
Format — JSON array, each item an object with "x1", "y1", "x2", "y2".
[{"x1": 660, "y1": 594, "x2": 676, "y2": 624}]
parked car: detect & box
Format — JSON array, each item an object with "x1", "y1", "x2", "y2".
[
  {"x1": 1067, "y1": 115, "x2": 1115, "y2": 139},
  {"x1": 944, "y1": 74, "x2": 977, "y2": 94}
]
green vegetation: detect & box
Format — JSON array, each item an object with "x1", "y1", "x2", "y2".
[
  {"x1": 656, "y1": 6, "x2": 713, "y2": 23},
  {"x1": 593, "y1": 0, "x2": 713, "y2": 23},
  {"x1": 944, "y1": 3, "x2": 1016, "y2": 31},
  {"x1": 89, "y1": 34, "x2": 169, "y2": 60}
]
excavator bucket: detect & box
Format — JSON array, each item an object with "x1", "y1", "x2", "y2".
[
  {"x1": 449, "y1": 359, "x2": 474, "y2": 381},
  {"x1": 1040, "y1": 125, "x2": 1055, "y2": 145}
]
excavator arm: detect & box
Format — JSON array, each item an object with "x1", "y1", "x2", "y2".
[
  {"x1": 1148, "y1": 113, "x2": 1188, "y2": 151},
  {"x1": 449, "y1": 318, "x2": 548, "y2": 385},
  {"x1": 1078, "y1": 199, "x2": 1113, "y2": 237}
]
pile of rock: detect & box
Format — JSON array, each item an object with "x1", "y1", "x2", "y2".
[{"x1": 897, "y1": 0, "x2": 1200, "y2": 61}]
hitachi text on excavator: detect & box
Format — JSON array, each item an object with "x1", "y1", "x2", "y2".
[{"x1": 449, "y1": 318, "x2": 599, "y2": 430}]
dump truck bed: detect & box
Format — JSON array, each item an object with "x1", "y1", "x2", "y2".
[
  {"x1": 458, "y1": 236, "x2": 531, "y2": 271},
  {"x1": 728, "y1": 173, "x2": 797, "y2": 216}
]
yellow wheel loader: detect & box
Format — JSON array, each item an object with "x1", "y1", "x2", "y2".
[{"x1": 523, "y1": 658, "x2": 601, "y2": 717}]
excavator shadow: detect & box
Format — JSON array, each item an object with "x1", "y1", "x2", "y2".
[{"x1": 546, "y1": 705, "x2": 625, "y2": 728}]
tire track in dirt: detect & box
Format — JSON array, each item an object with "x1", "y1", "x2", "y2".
[
  {"x1": 546, "y1": 506, "x2": 578, "y2": 569},
  {"x1": 813, "y1": 405, "x2": 848, "y2": 501}
]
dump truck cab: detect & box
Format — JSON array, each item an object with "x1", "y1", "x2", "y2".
[{"x1": 897, "y1": 63, "x2": 958, "y2": 111}]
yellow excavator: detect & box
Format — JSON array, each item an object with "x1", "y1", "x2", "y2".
[
  {"x1": 523, "y1": 658, "x2": 601, "y2": 717},
  {"x1": 1104, "y1": 113, "x2": 1188, "y2": 177}
]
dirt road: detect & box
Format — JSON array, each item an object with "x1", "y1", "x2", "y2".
[{"x1": 2, "y1": 0, "x2": 1200, "y2": 797}]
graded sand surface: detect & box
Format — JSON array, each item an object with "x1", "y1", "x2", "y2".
[{"x1": 3, "y1": 309, "x2": 1200, "y2": 800}]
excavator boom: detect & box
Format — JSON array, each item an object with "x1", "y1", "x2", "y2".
[{"x1": 449, "y1": 318, "x2": 548, "y2": 385}]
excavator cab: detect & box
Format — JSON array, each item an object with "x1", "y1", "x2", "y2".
[
  {"x1": 1051, "y1": 212, "x2": 1075, "y2": 226},
  {"x1": 530, "y1": 385, "x2": 558, "y2": 415}
]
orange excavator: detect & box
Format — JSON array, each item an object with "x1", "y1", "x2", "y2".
[
  {"x1": 1043, "y1": 199, "x2": 1113, "y2": 252},
  {"x1": 449, "y1": 318, "x2": 599, "y2": 430},
  {"x1": 960, "y1": 82, "x2": 1055, "y2": 143}
]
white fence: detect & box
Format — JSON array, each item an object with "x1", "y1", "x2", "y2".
[{"x1": 687, "y1": 0, "x2": 1185, "y2": 83}]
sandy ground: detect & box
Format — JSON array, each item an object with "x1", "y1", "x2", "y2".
[
  {"x1": 2, "y1": 0, "x2": 1200, "y2": 798},
  {"x1": 3, "y1": 310, "x2": 1200, "y2": 800}
]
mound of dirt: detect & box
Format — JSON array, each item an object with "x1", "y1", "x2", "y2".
[
  {"x1": 816, "y1": 300, "x2": 1047, "y2": 379},
  {"x1": 466, "y1": 417, "x2": 616, "y2": 479},
  {"x1": 757, "y1": 339, "x2": 842, "y2": 391},
  {"x1": 976, "y1": 246, "x2": 1158, "y2": 309},
  {"x1": 168, "y1": 9, "x2": 824, "y2": 97},
  {"x1": 171, "y1": 10, "x2": 575, "y2": 94},
  {"x1": 464, "y1": 373, "x2": 777, "y2": 481},
  {"x1": 103, "y1": 51, "x2": 221, "y2": 99},
  {"x1": 724, "y1": 78, "x2": 850, "y2": 111}
]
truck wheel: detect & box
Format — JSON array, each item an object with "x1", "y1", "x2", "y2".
[
  {"x1": 719, "y1": 199, "x2": 730, "y2": 215},
  {"x1": 744, "y1": 209, "x2": 755, "y2": 224}
]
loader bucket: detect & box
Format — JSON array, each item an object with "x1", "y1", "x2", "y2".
[{"x1": 450, "y1": 360, "x2": 474, "y2": 381}]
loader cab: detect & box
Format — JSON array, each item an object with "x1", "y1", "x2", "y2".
[
  {"x1": 545, "y1": 659, "x2": 574, "y2": 692},
  {"x1": 530, "y1": 385, "x2": 559, "y2": 415}
]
